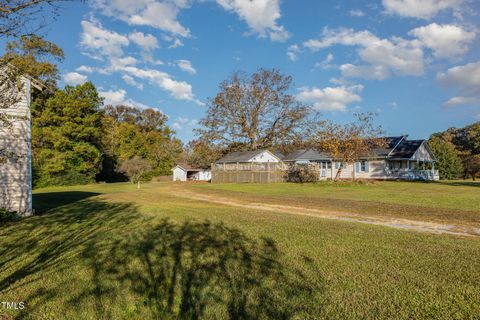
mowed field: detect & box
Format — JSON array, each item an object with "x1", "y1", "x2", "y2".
[{"x1": 1, "y1": 181, "x2": 479, "y2": 319}]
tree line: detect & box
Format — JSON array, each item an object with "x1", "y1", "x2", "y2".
[
  {"x1": 429, "y1": 123, "x2": 480, "y2": 180},
  {"x1": 1, "y1": 36, "x2": 183, "y2": 187}
]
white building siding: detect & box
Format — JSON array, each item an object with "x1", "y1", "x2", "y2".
[
  {"x1": 173, "y1": 167, "x2": 187, "y2": 181},
  {"x1": 0, "y1": 77, "x2": 32, "y2": 215},
  {"x1": 249, "y1": 151, "x2": 279, "y2": 163},
  {"x1": 326, "y1": 160, "x2": 389, "y2": 180},
  {"x1": 411, "y1": 143, "x2": 434, "y2": 162}
]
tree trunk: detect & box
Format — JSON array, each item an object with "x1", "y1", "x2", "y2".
[{"x1": 334, "y1": 167, "x2": 342, "y2": 181}]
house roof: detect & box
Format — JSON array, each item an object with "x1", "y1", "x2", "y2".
[
  {"x1": 372, "y1": 136, "x2": 405, "y2": 157},
  {"x1": 388, "y1": 140, "x2": 425, "y2": 159},
  {"x1": 216, "y1": 149, "x2": 278, "y2": 163},
  {"x1": 173, "y1": 164, "x2": 209, "y2": 172},
  {"x1": 282, "y1": 149, "x2": 331, "y2": 161}
]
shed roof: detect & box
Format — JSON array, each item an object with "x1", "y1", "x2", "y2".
[
  {"x1": 216, "y1": 149, "x2": 278, "y2": 163},
  {"x1": 173, "y1": 164, "x2": 209, "y2": 172}
]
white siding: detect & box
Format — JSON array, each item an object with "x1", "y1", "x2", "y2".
[
  {"x1": 0, "y1": 77, "x2": 32, "y2": 215},
  {"x1": 411, "y1": 143, "x2": 434, "y2": 162},
  {"x1": 172, "y1": 167, "x2": 187, "y2": 181},
  {"x1": 329, "y1": 160, "x2": 389, "y2": 180},
  {"x1": 249, "y1": 151, "x2": 279, "y2": 163},
  {"x1": 198, "y1": 170, "x2": 211, "y2": 181}
]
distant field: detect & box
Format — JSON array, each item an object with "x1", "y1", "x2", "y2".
[
  {"x1": 191, "y1": 180, "x2": 480, "y2": 227},
  {"x1": 1, "y1": 182, "x2": 479, "y2": 319}
]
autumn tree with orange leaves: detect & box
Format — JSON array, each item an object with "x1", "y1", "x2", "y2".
[{"x1": 315, "y1": 113, "x2": 386, "y2": 181}]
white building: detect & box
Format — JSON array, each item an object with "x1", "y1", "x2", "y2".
[
  {"x1": 172, "y1": 164, "x2": 211, "y2": 182},
  {"x1": 0, "y1": 72, "x2": 42, "y2": 215}
]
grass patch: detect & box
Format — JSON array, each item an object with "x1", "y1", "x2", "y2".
[
  {"x1": 191, "y1": 181, "x2": 480, "y2": 226},
  {"x1": 0, "y1": 182, "x2": 479, "y2": 319}
]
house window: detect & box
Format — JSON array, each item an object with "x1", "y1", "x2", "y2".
[
  {"x1": 360, "y1": 160, "x2": 369, "y2": 172},
  {"x1": 320, "y1": 161, "x2": 331, "y2": 169}
]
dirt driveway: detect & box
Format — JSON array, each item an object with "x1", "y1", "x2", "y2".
[{"x1": 167, "y1": 185, "x2": 480, "y2": 237}]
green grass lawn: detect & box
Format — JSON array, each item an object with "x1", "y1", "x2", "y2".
[
  {"x1": 1, "y1": 182, "x2": 479, "y2": 319},
  {"x1": 191, "y1": 180, "x2": 480, "y2": 227}
]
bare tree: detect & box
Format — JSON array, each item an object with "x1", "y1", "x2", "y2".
[
  {"x1": 315, "y1": 113, "x2": 386, "y2": 181},
  {"x1": 196, "y1": 69, "x2": 317, "y2": 151},
  {"x1": 0, "y1": 0, "x2": 81, "y2": 39},
  {"x1": 118, "y1": 156, "x2": 152, "y2": 189}
]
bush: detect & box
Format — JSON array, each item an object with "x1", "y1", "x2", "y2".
[
  {"x1": 0, "y1": 207, "x2": 18, "y2": 223},
  {"x1": 286, "y1": 165, "x2": 319, "y2": 183}
]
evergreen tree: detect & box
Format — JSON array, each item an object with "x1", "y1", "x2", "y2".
[{"x1": 32, "y1": 82, "x2": 104, "y2": 186}]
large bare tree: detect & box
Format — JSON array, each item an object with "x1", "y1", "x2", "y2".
[
  {"x1": 315, "y1": 113, "x2": 386, "y2": 181},
  {"x1": 196, "y1": 69, "x2": 317, "y2": 151}
]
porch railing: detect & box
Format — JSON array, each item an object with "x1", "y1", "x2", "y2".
[{"x1": 386, "y1": 169, "x2": 439, "y2": 181}]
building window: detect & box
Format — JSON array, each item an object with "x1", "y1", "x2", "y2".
[
  {"x1": 320, "y1": 161, "x2": 331, "y2": 169},
  {"x1": 360, "y1": 160, "x2": 368, "y2": 172}
]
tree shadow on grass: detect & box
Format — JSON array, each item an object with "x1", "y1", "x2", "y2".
[
  {"x1": 1, "y1": 197, "x2": 323, "y2": 319},
  {"x1": 79, "y1": 219, "x2": 322, "y2": 319},
  {"x1": 33, "y1": 191, "x2": 101, "y2": 214}
]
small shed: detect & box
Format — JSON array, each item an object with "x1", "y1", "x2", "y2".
[{"x1": 172, "y1": 165, "x2": 211, "y2": 182}]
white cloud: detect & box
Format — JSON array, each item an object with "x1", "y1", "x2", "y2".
[
  {"x1": 80, "y1": 19, "x2": 200, "y2": 104},
  {"x1": 304, "y1": 28, "x2": 425, "y2": 79},
  {"x1": 382, "y1": 0, "x2": 462, "y2": 19},
  {"x1": 128, "y1": 31, "x2": 159, "y2": 51},
  {"x1": 172, "y1": 116, "x2": 198, "y2": 130},
  {"x1": 168, "y1": 38, "x2": 184, "y2": 49},
  {"x1": 176, "y1": 59, "x2": 196, "y2": 74},
  {"x1": 64, "y1": 72, "x2": 88, "y2": 85},
  {"x1": 122, "y1": 74, "x2": 144, "y2": 90},
  {"x1": 339, "y1": 64, "x2": 391, "y2": 80},
  {"x1": 287, "y1": 44, "x2": 301, "y2": 61},
  {"x1": 119, "y1": 65, "x2": 202, "y2": 104},
  {"x1": 349, "y1": 9, "x2": 365, "y2": 17},
  {"x1": 315, "y1": 53, "x2": 335, "y2": 69},
  {"x1": 409, "y1": 23, "x2": 475, "y2": 59},
  {"x1": 76, "y1": 65, "x2": 94, "y2": 73},
  {"x1": 80, "y1": 20, "x2": 130, "y2": 59},
  {"x1": 217, "y1": 0, "x2": 290, "y2": 41},
  {"x1": 92, "y1": 0, "x2": 191, "y2": 37},
  {"x1": 437, "y1": 61, "x2": 480, "y2": 107},
  {"x1": 99, "y1": 88, "x2": 153, "y2": 109},
  {"x1": 297, "y1": 85, "x2": 363, "y2": 112}
]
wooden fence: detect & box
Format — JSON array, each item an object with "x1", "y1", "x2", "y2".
[{"x1": 211, "y1": 162, "x2": 288, "y2": 183}]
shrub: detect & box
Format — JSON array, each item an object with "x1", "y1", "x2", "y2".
[
  {"x1": 0, "y1": 207, "x2": 18, "y2": 223},
  {"x1": 286, "y1": 165, "x2": 319, "y2": 183}
]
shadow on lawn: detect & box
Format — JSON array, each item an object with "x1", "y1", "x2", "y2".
[
  {"x1": 33, "y1": 191, "x2": 101, "y2": 214},
  {"x1": 437, "y1": 181, "x2": 480, "y2": 188},
  {"x1": 1, "y1": 195, "x2": 322, "y2": 319}
]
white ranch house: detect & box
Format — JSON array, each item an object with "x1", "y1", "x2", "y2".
[
  {"x1": 208, "y1": 136, "x2": 438, "y2": 183},
  {"x1": 282, "y1": 136, "x2": 438, "y2": 181}
]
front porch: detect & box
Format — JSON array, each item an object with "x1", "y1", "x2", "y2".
[{"x1": 386, "y1": 160, "x2": 439, "y2": 181}]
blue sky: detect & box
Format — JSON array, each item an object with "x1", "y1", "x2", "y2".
[{"x1": 8, "y1": 0, "x2": 480, "y2": 141}]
